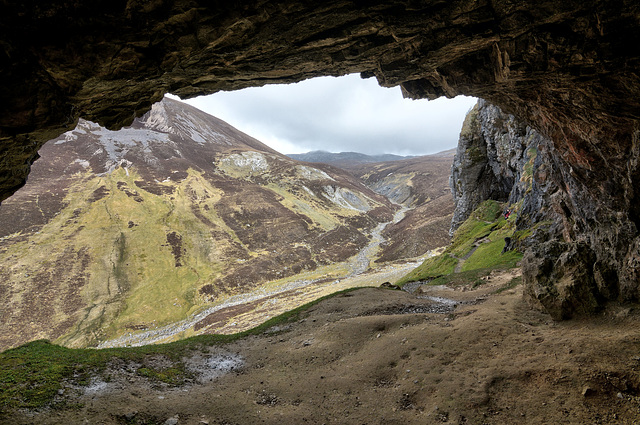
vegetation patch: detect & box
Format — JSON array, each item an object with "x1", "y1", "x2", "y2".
[
  {"x1": 397, "y1": 200, "x2": 523, "y2": 286},
  {"x1": 137, "y1": 365, "x2": 186, "y2": 385},
  {"x1": 461, "y1": 236, "x2": 522, "y2": 271},
  {"x1": 449, "y1": 200, "x2": 502, "y2": 257},
  {"x1": 424, "y1": 268, "x2": 495, "y2": 287},
  {"x1": 0, "y1": 287, "x2": 366, "y2": 412},
  {"x1": 396, "y1": 254, "x2": 458, "y2": 284}
]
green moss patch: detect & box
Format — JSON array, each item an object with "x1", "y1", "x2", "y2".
[
  {"x1": 396, "y1": 254, "x2": 458, "y2": 284},
  {"x1": 462, "y1": 237, "x2": 522, "y2": 272}
]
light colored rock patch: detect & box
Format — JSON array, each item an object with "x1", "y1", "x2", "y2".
[
  {"x1": 143, "y1": 101, "x2": 174, "y2": 133},
  {"x1": 55, "y1": 118, "x2": 174, "y2": 173},
  {"x1": 185, "y1": 352, "x2": 244, "y2": 384},
  {"x1": 367, "y1": 173, "x2": 415, "y2": 206},
  {"x1": 323, "y1": 185, "x2": 372, "y2": 212},
  {"x1": 301, "y1": 185, "x2": 316, "y2": 198},
  {"x1": 219, "y1": 151, "x2": 270, "y2": 174},
  {"x1": 144, "y1": 99, "x2": 231, "y2": 145},
  {"x1": 104, "y1": 159, "x2": 133, "y2": 175},
  {"x1": 296, "y1": 165, "x2": 334, "y2": 181},
  {"x1": 173, "y1": 111, "x2": 231, "y2": 145}
]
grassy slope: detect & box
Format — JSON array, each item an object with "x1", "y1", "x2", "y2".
[
  {"x1": 0, "y1": 287, "x2": 364, "y2": 412},
  {"x1": 396, "y1": 200, "x2": 523, "y2": 285},
  {"x1": 67, "y1": 168, "x2": 242, "y2": 344},
  {"x1": 1, "y1": 167, "x2": 233, "y2": 348},
  {"x1": 0, "y1": 160, "x2": 388, "y2": 350}
]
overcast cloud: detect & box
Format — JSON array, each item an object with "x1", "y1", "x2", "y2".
[{"x1": 176, "y1": 73, "x2": 477, "y2": 156}]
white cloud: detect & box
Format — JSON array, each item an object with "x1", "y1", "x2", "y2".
[{"x1": 174, "y1": 74, "x2": 477, "y2": 156}]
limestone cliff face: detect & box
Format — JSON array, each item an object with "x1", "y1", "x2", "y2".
[
  {"x1": 450, "y1": 100, "x2": 547, "y2": 235},
  {"x1": 452, "y1": 100, "x2": 640, "y2": 320}
]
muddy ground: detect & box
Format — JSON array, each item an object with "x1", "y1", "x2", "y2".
[{"x1": 5, "y1": 271, "x2": 640, "y2": 424}]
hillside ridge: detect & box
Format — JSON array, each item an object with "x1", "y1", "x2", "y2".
[{"x1": 0, "y1": 98, "x2": 452, "y2": 351}]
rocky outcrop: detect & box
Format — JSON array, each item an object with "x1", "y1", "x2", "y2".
[
  {"x1": 521, "y1": 132, "x2": 640, "y2": 319},
  {"x1": 450, "y1": 99, "x2": 548, "y2": 234},
  {"x1": 452, "y1": 100, "x2": 640, "y2": 320},
  {"x1": 1, "y1": 1, "x2": 640, "y2": 319}
]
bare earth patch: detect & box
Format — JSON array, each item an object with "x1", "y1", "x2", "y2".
[{"x1": 4, "y1": 278, "x2": 640, "y2": 424}]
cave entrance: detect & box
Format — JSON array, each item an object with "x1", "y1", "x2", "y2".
[{"x1": 0, "y1": 72, "x2": 480, "y2": 349}]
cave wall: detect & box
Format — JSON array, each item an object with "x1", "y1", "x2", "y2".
[
  {"x1": 453, "y1": 99, "x2": 640, "y2": 319},
  {"x1": 1, "y1": 0, "x2": 640, "y2": 318}
]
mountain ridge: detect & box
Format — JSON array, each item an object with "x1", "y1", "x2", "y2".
[
  {"x1": 287, "y1": 150, "x2": 414, "y2": 166},
  {"x1": 0, "y1": 98, "x2": 402, "y2": 350}
]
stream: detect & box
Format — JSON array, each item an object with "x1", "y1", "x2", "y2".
[{"x1": 97, "y1": 206, "x2": 412, "y2": 348}]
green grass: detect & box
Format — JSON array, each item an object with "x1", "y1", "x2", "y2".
[
  {"x1": 396, "y1": 254, "x2": 458, "y2": 285},
  {"x1": 0, "y1": 287, "x2": 366, "y2": 412},
  {"x1": 425, "y1": 268, "x2": 496, "y2": 287},
  {"x1": 397, "y1": 200, "x2": 523, "y2": 286},
  {"x1": 461, "y1": 234, "x2": 522, "y2": 272},
  {"x1": 449, "y1": 200, "x2": 503, "y2": 258},
  {"x1": 137, "y1": 365, "x2": 186, "y2": 385}
]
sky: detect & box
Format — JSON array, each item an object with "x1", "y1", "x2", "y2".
[{"x1": 174, "y1": 73, "x2": 477, "y2": 156}]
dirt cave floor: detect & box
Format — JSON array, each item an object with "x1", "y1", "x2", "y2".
[{"x1": 5, "y1": 272, "x2": 640, "y2": 425}]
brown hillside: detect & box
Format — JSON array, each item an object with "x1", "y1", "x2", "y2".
[
  {"x1": 343, "y1": 151, "x2": 456, "y2": 262},
  {"x1": 0, "y1": 98, "x2": 397, "y2": 350}
]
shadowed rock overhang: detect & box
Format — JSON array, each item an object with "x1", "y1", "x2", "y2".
[{"x1": 1, "y1": 0, "x2": 639, "y2": 317}]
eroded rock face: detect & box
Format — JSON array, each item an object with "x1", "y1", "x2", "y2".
[
  {"x1": 450, "y1": 99, "x2": 548, "y2": 235},
  {"x1": 453, "y1": 100, "x2": 640, "y2": 319},
  {"x1": 1, "y1": 1, "x2": 639, "y2": 318}
]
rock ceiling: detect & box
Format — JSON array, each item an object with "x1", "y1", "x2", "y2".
[{"x1": 1, "y1": 0, "x2": 639, "y2": 316}]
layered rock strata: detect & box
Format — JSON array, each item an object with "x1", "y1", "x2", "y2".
[
  {"x1": 1, "y1": 1, "x2": 640, "y2": 318},
  {"x1": 453, "y1": 100, "x2": 640, "y2": 319}
]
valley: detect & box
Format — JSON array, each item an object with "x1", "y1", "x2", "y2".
[
  {"x1": 96, "y1": 205, "x2": 434, "y2": 348},
  {"x1": 3, "y1": 98, "x2": 640, "y2": 425},
  {"x1": 0, "y1": 98, "x2": 452, "y2": 351},
  {"x1": 2, "y1": 3, "x2": 640, "y2": 423}
]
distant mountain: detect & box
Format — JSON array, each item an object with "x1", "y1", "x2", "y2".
[
  {"x1": 287, "y1": 150, "x2": 412, "y2": 167},
  {"x1": 0, "y1": 97, "x2": 396, "y2": 350}
]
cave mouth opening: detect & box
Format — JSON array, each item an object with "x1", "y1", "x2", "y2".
[{"x1": 169, "y1": 73, "x2": 477, "y2": 158}]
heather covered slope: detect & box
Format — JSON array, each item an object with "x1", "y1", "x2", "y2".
[{"x1": 0, "y1": 98, "x2": 396, "y2": 350}]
